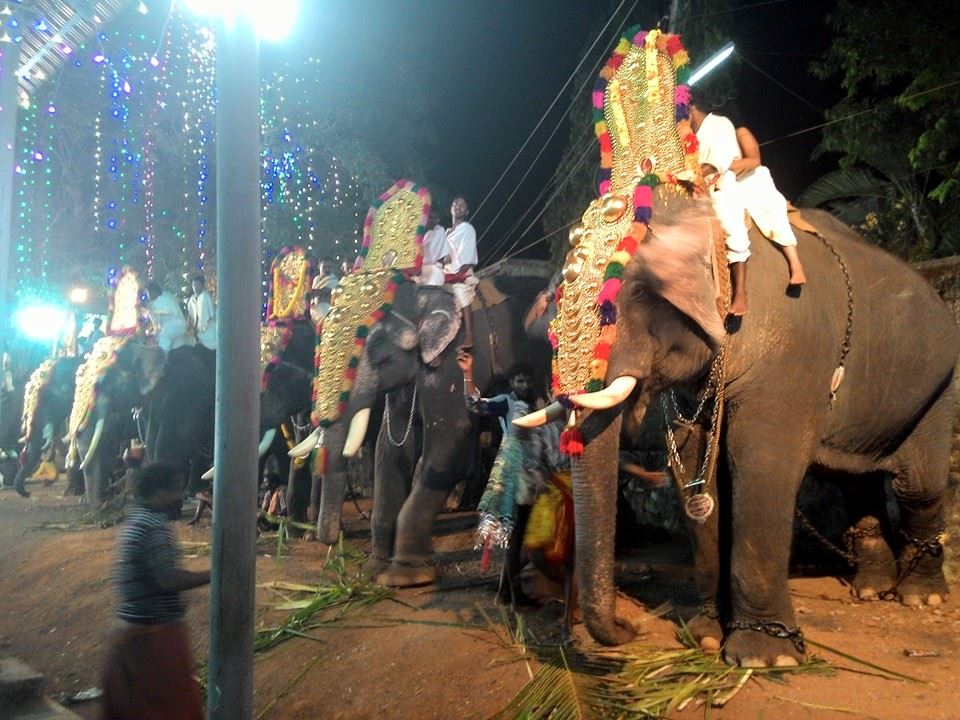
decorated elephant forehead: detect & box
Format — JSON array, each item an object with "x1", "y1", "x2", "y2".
[
  {"x1": 358, "y1": 180, "x2": 429, "y2": 274},
  {"x1": 312, "y1": 269, "x2": 404, "y2": 427},
  {"x1": 21, "y1": 359, "x2": 55, "y2": 440},
  {"x1": 553, "y1": 196, "x2": 635, "y2": 397},
  {"x1": 260, "y1": 324, "x2": 294, "y2": 386},
  {"x1": 68, "y1": 335, "x2": 130, "y2": 438},
  {"x1": 604, "y1": 37, "x2": 694, "y2": 192},
  {"x1": 268, "y1": 247, "x2": 310, "y2": 323},
  {"x1": 109, "y1": 269, "x2": 142, "y2": 336}
]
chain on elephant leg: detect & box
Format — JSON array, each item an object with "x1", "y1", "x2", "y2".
[
  {"x1": 685, "y1": 605, "x2": 723, "y2": 652},
  {"x1": 723, "y1": 619, "x2": 806, "y2": 668},
  {"x1": 845, "y1": 516, "x2": 896, "y2": 601},
  {"x1": 888, "y1": 528, "x2": 948, "y2": 607}
]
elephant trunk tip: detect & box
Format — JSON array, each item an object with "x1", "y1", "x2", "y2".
[{"x1": 583, "y1": 612, "x2": 639, "y2": 647}]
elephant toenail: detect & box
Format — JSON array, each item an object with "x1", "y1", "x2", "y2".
[
  {"x1": 926, "y1": 594, "x2": 943, "y2": 606},
  {"x1": 700, "y1": 637, "x2": 721, "y2": 651},
  {"x1": 774, "y1": 655, "x2": 800, "y2": 667}
]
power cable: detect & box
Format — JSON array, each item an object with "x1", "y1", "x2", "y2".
[
  {"x1": 736, "y1": 51, "x2": 822, "y2": 116},
  {"x1": 470, "y1": 0, "x2": 634, "y2": 223},
  {"x1": 479, "y1": 6, "x2": 634, "y2": 259},
  {"x1": 687, "y1": 0, "x2": 793, "y2": 18},
  {"x1": 759, "y1": 77, "x2": 960, "y2": 147}
]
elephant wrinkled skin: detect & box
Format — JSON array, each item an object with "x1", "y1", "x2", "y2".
[{"x1": 567, "y1": 206, "x2": 958, "y2": 667}]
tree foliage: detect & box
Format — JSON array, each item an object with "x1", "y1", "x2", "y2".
[{"x1": 806, "y1": 0, "x2": 960, "y2": 258}]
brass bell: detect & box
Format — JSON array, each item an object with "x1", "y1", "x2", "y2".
[
  {"x1": 568, "y1": 223, "x2": 585, "y2": 247},
  {"x1": 600, "y1": 193, "x2": 628, "y2": 223}
]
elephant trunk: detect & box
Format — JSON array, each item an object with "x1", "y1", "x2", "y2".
[
  {"x1": 315, "y1": 421, "x2": 348, "y2": 544},
  {"x1": 572, "y1": 406, "x2": 636, "y2": 646}
]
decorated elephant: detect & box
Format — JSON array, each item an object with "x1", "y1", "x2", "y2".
[
  {"x1": 13, "y1": 355, "x2": 82, "y2": 496},
  {"x1": 67, "y1": 335, "x2": 165, "y2": 505},
  {"x1": 518, "y1": 29, "x2": 958, "y2": 667},
  {"x1": 292, "y1": 180, "x2": 519, "y2": 586}
]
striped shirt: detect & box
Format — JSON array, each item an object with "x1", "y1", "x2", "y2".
[{"x1": 113, "y1": 507, "x2": 185, "y2": 624}]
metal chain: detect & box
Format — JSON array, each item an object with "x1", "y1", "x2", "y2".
[
  {"x1": 813, "y1": 231, "x2": 854, "y2": 406},
  {"x1": 726, "y1": 618, "x2": 806, "y2": 655},
  {"x1": 663, "y1": 341, "x2": 728, "y2": 491},
  {"x1": 384, "y1": 385, "x2": 417, "y2": 447},
  {"x1": 794, "y1": 508, "x2": 857, "y2": 566},
  {"x1": 289, "y1": 414, "x2": 312, "y2": 434},
  {"x1": 876, "y1": 529, "x2": 945, "y2": 601}
]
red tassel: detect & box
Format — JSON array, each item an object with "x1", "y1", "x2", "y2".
[
  {"x1": 560, "y1": 427, "x2": 585, "y2": 456},
  {"x1": 480, "y1": 538, "x2": 494, "y2": 571}
]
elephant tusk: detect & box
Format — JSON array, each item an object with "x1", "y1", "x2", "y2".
[
  {"x1": 289, "y1": 426, "x2": 322, "y2": 458},
  {"x1": 79, "y1": 418, "x2": 105, "y2": 471},
  {"x1": 512, "y1": 401, "x2": 566, "y2": 428},
  {"x1": 342, "y1": 408, "x2": 371, "y2": 458},
  {"x1": 569, "y1": 376, "x2": 638, "y2": 410},
  {"x1": 201, "y1": 466, "x2": 214, "y2": 481},
  {"x1": 65, "y1": 438, "x2": 78, "y2": 470},
  {"x1": 258, "y1": 428, "x2": 277, "y2": 458}
]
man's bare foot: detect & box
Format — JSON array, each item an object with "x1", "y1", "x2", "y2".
[
  {"x1": 788, "y1": 267, "x2": 806, "y2": 285},
  {"x1": 728, "y1": 294, "x2": 748, "y2": 316}
]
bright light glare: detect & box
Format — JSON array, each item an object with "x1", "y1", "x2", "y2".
[
  {"x1": 688, "y1": 42, "x2": 735, "y2": 87},
  {"x1": 14, "y1": 304, "x2": 68, "y2": 342},
  {"x1": 68, "y1": 286, "x2": 90, "y2": 304},
  {"x1": 181, "y1": 0, "x2": 300, "y2": 42}
]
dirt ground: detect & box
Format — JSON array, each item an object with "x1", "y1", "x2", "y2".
[{"x1": 1, "y1": 482, "x2": 958, "y2": 720}]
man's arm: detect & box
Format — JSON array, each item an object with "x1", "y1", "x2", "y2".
[{"x1": 730, "y1": 127, "x2": 761, "y2": 176}]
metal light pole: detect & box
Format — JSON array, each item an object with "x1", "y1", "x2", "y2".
[
  {"x1": 0, "y1": 44, "x2": 18, "y2": 426},
  {"x1": 207, "y1": 14, "x2": 261, "y2": 720}
]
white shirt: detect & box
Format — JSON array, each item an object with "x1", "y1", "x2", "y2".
[
  {"x1": 444, "y1": 221, "x2": 478, "y2": 274},
  {"x1": 149, "y1": 292, "x2": 190, "y2": 353},
  {"x1": 421, "y1": 225, "x2": 447, "y2": 267},
  {"x1": 696, "y1": 112, "x2": 741, "y2": 178},
  {"x1": 187, "y1": 290, "x2": 217, "y2": 350}
]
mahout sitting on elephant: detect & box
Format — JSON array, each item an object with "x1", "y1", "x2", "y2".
[
  {"x1": 518, "y1": 28, "x2": 957, "y2": 667},
  {"x1": 291, "y1": 180, "x2": 521, "y2": 587}
]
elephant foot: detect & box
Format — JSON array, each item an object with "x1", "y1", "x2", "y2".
[
  {"x1": 376, "y1": 559, "x2": 438, "y2": 588},
  {"x1": 723, "y1": 621, "x2": 806, "y2": 668},
  {"x1": 686, "y1": 609, "x2": 723, "y2": 652},
  {"x1": 361, "y1": 555, "x2": 389, "y2": 581},
  {"x1": 896, "y1": 533, "x2": 949, "y2": 607},
  {"x1": 15, "y1": 487, "x2": 30, "y2": 498},
  {"x1": 847, "y1": 517, "x2": 895, "y2": 601}
]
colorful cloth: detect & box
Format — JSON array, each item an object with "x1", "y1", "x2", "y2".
[{"x1": 101, "y1": 620, "x2": 204, "y2": 720}]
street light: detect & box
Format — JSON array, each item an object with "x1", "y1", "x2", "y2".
[
  {"x1": 688, "y1": 41, "x2": 735, "y2": 86},
  {"x1": 67, "y1": 285, "x2": 89, "y2": 305},
  {"x1": 13, "y1": 303, "x2": 67, "y2": 342},
  {"x1": 181, "y1": 0, "x2": 300, "y2": 42}
]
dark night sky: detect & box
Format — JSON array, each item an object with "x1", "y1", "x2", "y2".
[{"x1": 263, "y1": 1, "x2": 842, "y2": 259}]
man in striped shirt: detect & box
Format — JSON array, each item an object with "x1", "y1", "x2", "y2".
[{"x1": 101, "y1": 462, "x2": 209, "y2": 720}]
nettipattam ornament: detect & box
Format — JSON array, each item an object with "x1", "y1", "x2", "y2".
[{"x1": 20, "y1": 359, "x2": 55, "y2": 442}]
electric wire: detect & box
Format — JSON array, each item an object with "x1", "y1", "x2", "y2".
[
  {"x1": 470, "y1": 0, "x2": 633, "y2": 223},
  {"x1": 759, "y1": 77, "x2": 960, "y2": 147},
  {"x1": 479, "y1": 4, "x2": 635, "y2": 260},
  {"x1": 736, "y1": 51, "x2": 822, "y2": 116}
]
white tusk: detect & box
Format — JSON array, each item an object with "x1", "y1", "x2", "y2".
[
  {"x1": 342, "y1": 408, "x2": 371, "y2": 458},
  {"x1": 512, "y1": 401, "x2": 566, "y2": 428},
  {"x1": 288, "y1": 426, "x2": 322, "y2": 458},
  {"x1": 79, "y1": 418, "x2": 105, "y2": 471},
  {"x1": 201, "y1": 466, "x2": 214, "y2": 481},
  {"x1": 258, "y1": 428, "x2": 277, "y2": 458},
  {"x1": 65, "y1": 438, "x2": 77, "y2": 469},
  {"x1": 569, "y1": 376, "x2": 638, "y2": 410}
]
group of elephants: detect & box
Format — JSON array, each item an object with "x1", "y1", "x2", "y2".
[{"x1": 9, "y1": 208, "x2": 957, "y2": 667}]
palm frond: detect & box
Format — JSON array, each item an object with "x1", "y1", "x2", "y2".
[{"x1": 798, "y1": 168, "x2": 892, "y2": 207}]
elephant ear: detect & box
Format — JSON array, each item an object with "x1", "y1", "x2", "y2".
[
  {"x1": 417, "y1": 288, "x2": 461, "y2": 365},
  {"x1": 640, "y1": 194, "x2": 726, "y2": 347}
]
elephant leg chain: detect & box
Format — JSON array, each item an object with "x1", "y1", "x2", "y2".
[
  {"x1": 877, "y1": 528, "x2": 945, "y2": 601},
  {"x1": 793, "y1": 507, "x2": 858, "y2": 567},
  {"x1": 384, "y1": 385, "x2": 417, "y2": 447},
  {"x1": 726, "y1": 618, "x2": 806, "y2": 655}
]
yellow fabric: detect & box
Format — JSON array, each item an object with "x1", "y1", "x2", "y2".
[{"x1": 523, "y1": 470, "x2": 574, "y2": 565}]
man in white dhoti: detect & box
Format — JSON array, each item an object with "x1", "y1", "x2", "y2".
[
  {"x1": 731, "y1": 126, "x2": 806, "y2": 285},
  {"x1": 186, "y1": 275, "x2": 217, "y2": 351},
  {"x1": 419, "y1": 210, "x2": 447, "y2": 286},
  {"x1": 444, "y1": 196, "x2": 479, "y2": 349},
  {"x1": 690, "y1": 100, "x2": 750, "y2": 316},
  {"x1": 146, "y1": 281, "x2": 191, "y2": 354}
]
